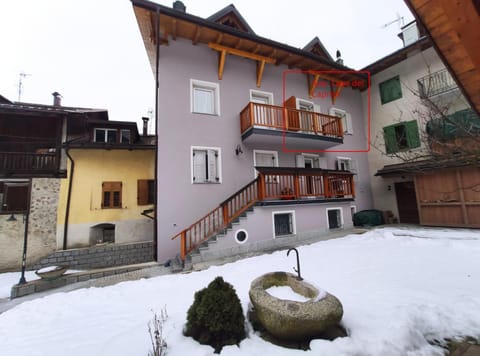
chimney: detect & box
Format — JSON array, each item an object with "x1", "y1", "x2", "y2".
[
  {"x1": 52, "y1": 92, "x2": 62, "y2": 106},
  {"x1": 335, "y1": 50, "x2": 344, "y2": 66},
  {"x1": 142, "y1": 117, "x2": 149, "y2": 136},
  {"x1": 173, "y1": 1, "x2": 186, "y2": 12}
]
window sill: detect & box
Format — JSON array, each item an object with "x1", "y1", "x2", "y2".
[
  {"x1": 192, "y1": 182, "x2": 221, "y2": 184},
  {"x1": 191, "y1": 111, "x2": 220, "y2": 117}
]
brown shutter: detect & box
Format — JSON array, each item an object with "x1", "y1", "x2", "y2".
[
  {"x1": 284, "y1": 96, "x2": 299, "y2": 131},
  {"x1": 137, "y1": 179, "x2": 149, "y2": 205}
]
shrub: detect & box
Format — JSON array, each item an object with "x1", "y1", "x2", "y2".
[
  {"x1": 184, "y1": 276, "x2": 246, "y2": 353},
  {"x1": 148, "y1": 307, "x2": 168, "y2": 356}
]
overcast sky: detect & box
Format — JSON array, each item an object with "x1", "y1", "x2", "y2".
[{"x1": 0, "y1": 0, "x2": 414, "y2": 132}]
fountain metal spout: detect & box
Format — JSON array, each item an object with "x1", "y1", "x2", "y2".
[{"x1": 287, "y1": 248, "x2": 303, "y2": 280}]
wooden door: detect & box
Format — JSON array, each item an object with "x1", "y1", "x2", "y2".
[
  {"x1": 394, "y1": 181, "x2": 420, "y2": 224},
  {"x1": 284, "y1": 96, "x2": 299, "y2": 131}
]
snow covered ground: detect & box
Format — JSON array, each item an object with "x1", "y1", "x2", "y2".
[{"x1": 0, "y1": 227, "x2": 479, "y2": 356}]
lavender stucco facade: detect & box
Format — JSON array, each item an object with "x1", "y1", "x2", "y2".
[{"x1": 155, "y1": 38, "x2": 373, "y2": 262}]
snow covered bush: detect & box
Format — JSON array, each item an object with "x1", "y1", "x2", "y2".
[{"x1": 184, "y1": 276, "x2": 246, "y2": 353}]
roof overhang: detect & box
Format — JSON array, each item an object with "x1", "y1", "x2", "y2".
[
  {"x1": 131, "y1": 0, "x2": 368, "y2": 88},
  {"x1": 404, "y1": 0, "x2": 480, "y2": 116},
  {"x1": 362, "y1": 36, "x2": 432, "y2": 75},
  {"x1": 375, "y1": 156, "x2": 480, "y2": 176}
]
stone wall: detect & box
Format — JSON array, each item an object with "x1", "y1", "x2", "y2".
[
  {"x1": 0, "y1": 178, "x2": 59, "y2": 272},
  {"x1": 31, "y1": 241, "x2": 154, "y2": 270}
]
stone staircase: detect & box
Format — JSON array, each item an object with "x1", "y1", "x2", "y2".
[{"x1": 170, "y1": 207, "x2": 255, "y2": 271}]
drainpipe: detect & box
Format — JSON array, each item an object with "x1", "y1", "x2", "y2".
[
  {"x1": 63, "y1": 148, "x2": 74, "y2": 250},
  {"x1": 153, "y1": 8, "x2": 160, "y2": 261}
]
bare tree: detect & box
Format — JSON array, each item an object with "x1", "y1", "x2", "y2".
[{"x1": 371, "y1": 61, "x2": 480, "y2": 173}]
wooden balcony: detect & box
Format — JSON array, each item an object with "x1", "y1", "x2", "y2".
[
  {"x1": 0, "y1": 152, "x2": 64, "y2": 178},
  {"x1": 240, "y1": 102, "x2": 344, "y2": 150},
  {"x1": 256, "y1": 167, "x2": 354, "y2": 200},
  {"x1": 172, "y1": 167, "x2": 354, "y2": 260}
]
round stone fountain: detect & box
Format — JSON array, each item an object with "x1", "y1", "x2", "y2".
[{"x1": 249, "y1": 271, "x2": 343, "y2": 341}]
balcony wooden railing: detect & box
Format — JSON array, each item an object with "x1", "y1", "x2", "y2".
[
  {"x1": 417, "y1": 69, "x2": 458, "y2": 98},
  {"x1": 0, "y1": 152, "x2": 58, "y2": 174},
  {"x1": 240, "y1": 102, "x2": 344, "y2": 138},
  {"x1": 171, "y1": 167, "x2": 354, "y2": 261}
]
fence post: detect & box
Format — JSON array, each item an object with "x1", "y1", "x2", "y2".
[
  {"x1": 350, "y1": 175, "x2": 355, "y2": 198},
  {"x1": 324, "y1": 174, "x2": 330, "y2": 199},
  {"x1": 258, "y1": 173, "x2": 265, "y2": 200},
  {"x1": 249, "y1": 102, "x2": 254, "y2": 127},
  {"x1": 222, "y1": 204, "x2": 229, "y2": 226},
  {"x1": 180, "y1": 231, "x2": 187, "y2": 260},
  {"x1": 294, "y1": 174, "x2": 300, "y2": 199}
]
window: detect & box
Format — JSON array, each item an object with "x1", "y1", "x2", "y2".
[
  {"x1": 250, "y1": 90, "x2": 273, "y2": 104},
  {"x1": 327, "y1": 208, "x2": 343, "y2": 229},
  {"x1": 337, "y1": 157, "x2": 358, "y2": 184},
  {"x1": 102, "y1": 181, "x2": 122, "y2": 208},
  {"x1": 120, "y1": 129, "x2": 131, "y2": 144},
  {"x1": 234, "y1": 229, "x2": 248, "y2": 244},
  {"x1": 336, "y1": 157, "x2": 357, "y2": 174},
  {"x1": 272, "y1": 211, "x2": 296, "y2": 238},
  {"x1": 296, "y1": 98, "x2": 318, "y2": 132},
  {"x1": 295, "y1": 154, "x2": 327, "y2": 169},
  {"x1": 379, "y1": 76, "x2": 402, "y2": 104},
  {"x1": 94, "y1": 128, "x2": 117, "y2": 143},
  {"x1": 137, "y1": 179, "x2": 155, "y2": 205},
  {"x1": 191, "y1": 147, "x2": 221, "y2": 183},
  {"x1": 191, "y1": 79, "x2": 220, "y2": 115},
  {"x1": 383, "y1": 120, "x2": 421, "y2": 154},
  {"x1": 0, "y1": 181, "x2": 29, "y2": 213},
  {"x1": 350, "y1": 205, "x2": 357, "y2": 223},
  {"x1": 329, "y1": 107, "x2": 353, "y2": 134},
  {"x1": 253, "y1": 150, "x2": 278, "y2": 181}
]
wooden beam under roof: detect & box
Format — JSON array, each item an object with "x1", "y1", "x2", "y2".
[
  {"x1": 218, "y1": 50, "x2": 227, "y2": 80},
  {"x1": 208, "y1": 43, "x2": 276, "y2": 64},
  {"x1": 192, "y1": 25, "x2": 202, "y2": 45},
  {"x1": 256, "y1": 60, "x2": 266, "y2": 88},
  {"x1": 208, "y1": 42, "x2": 276, "y2": 86},
  {"x1": 172, "y1": 19, "x2": 177, "y2": 40}
]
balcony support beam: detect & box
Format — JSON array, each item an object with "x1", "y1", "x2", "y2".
[{"x1": 209, "y1": 43, "x2": 276, "y2": 83}]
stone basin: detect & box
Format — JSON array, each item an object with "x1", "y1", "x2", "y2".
[
  {"x1": 35, "y1": 266, "x2": 68, "y2": 281},
  {"x1": 249, "y1": 272, "x2": 343, "y2": 341}
]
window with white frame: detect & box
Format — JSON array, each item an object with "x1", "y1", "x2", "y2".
[
  {"x1": 272, "y1": 211, "x2": 296, "y2": 237},
  {"x1": 337, "y1": 156, "x2": 358, "y2": 182},
  {"x1": 191, "y1": 146, "x2": 221, "y2": 183},
  {"x1": 329, "y1": 107, "x2": 353, "y2": 134},
  {"x1": 250, "y1": 90, "x2": 273, "y2": 104},
  {"x1": 326, "y1": 208, "x2": 343, "y2": 229},
  {"x1": 253, "y1": 150, "x2": 278, "y2": 181},
  {"x1": 295, "y1": 153, "x2": 327, "y2": 169},
  {"x1": 350, "y1": 205, "x2": 357, "y2": 223},
  {"x1": 297, "y1": 98, "x2": 319, "y2": 132},
  {"x1": 191, "y1": 79, "x2": 220, "y2": 115},
  {"x1": 336, "y1": 157, "x2": 357, "y2": 173},
  {"x1": 94, "y1": 128, "x2": 117, "y2": 143}
]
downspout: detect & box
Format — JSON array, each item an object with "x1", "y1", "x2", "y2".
[
  {"x1": 153, "y1": 8, "x2": 160, "y2": 261},
  {"x1": 63, "y1": 147, "x2": 74, "y2": 250}
]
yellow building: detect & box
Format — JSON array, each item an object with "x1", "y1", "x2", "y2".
[{"x1": 57, "y1": 119, "x2": 155, "y2": 249}]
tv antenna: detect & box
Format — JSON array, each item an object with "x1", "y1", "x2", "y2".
[
  {"x1": 381, "y1": 13, "x2": 404, "y2": 29},
  {"x1": 17, "y1": 72, "x2": 31, "y2": 102}
]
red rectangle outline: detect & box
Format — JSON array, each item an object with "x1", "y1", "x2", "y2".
[{"x1": 281, "y1": 69, "x2": 371, "y2": 153}]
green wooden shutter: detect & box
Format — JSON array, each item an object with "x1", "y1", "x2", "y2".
[
  {"x1": 383, "y1": 125, "x2": 397, "y2": 153},
  {"x1": 379, "y1": 76, "x2": 402, "y2": 104},
  {"x1": 405, "y1": 120, "x2": 420, "y2": 149}
]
